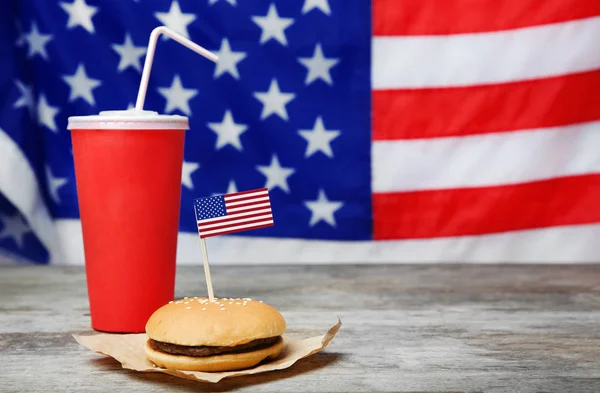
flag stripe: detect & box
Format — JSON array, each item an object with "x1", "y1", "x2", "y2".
[
  {"x1": 373, "y1": 174, "x2": 600, "y2": 240},
  {"x1": 373, "y1": 0, "x2": 600, "y2": 36},
  {"x1": 225, "y1": 196, "x2": 270, "y2": 208},
  {"x1": 200, "y1": 216, "x2": 274, "y2": 232},
  {"x1": 200, "y1": 221, "x2": 275, "y2": 238},
  {"x1": 55, "y1": 219, "x2": 600, "y2": 264},
  {"x1": 198, "y1": 213, "x2": 273, "y2": 230},
  {"x1": 226, "y1": 202, "x2": 271, "y2": 213},
  {"x1": 224, "y1": 189, "x2": 269, "y2": 201},
  {"x1": 372, "y1": 69, "x2": 600, "y2": 140},
  {"x1": 372, "y1": 17, "x2": 600, "y2": 89},
  {"x1": 373, "y1": 120, "x2": 600, "y2": 193}
]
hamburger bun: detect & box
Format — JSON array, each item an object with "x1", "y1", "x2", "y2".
[{"x1": 144, "y1": 297, "x2": 286, "y2": 372}]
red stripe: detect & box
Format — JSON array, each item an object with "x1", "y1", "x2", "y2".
[
  {"x1": 373, "y1": 0, "x2": 600, "y2": 36},
  {"x1": 222, "y1": 206, "x2": 272, "y2": 216},
  {"x1": 201, "y1": 217, "x2": 273, "y2": 232},
  {"x1": 373, "y1": 70, "x2": 600, "y2": 140},
  {"x1": 224, "y1": 188, "x2": 268, "y2": 198},
  {"x1": 373, "y1": 174, "x2": 600, "y2": 240},
  {"x1": 225, "y1": 193, "x2": 269, "y2": 205},
  {"x1": 200, "y1": 222, "x2": 274, "y2": 238},
  {"x1": 198, "y1": 212, "x2": 273, "y2": 228},
  {"x1": 225, "y1": 197, "x2": 270, "y2": 209},
  {"x1": 226, "y1": 200, "x2": 270, "y2": 211}
]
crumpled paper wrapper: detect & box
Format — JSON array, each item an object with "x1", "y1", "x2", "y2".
[{"x1": 73, "y1": 319, "x2": 341, "y2": 383}]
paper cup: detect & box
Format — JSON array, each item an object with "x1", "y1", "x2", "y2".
[{"x1": 67, "y1": 110, "x2": 189, "y2": 333}]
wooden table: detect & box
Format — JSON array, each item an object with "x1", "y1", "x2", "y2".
[{"x1": 1, "y1": 264, "x2": 599, "y2": 392}]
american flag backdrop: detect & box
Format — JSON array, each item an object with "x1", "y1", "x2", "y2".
[{"x1": 0, "y1": 0, "x2": 599, "y2": 265}]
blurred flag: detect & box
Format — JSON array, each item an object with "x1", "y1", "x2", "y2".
[{"x1": 1, "y1": 0, "x2": 599, "y2": 264}]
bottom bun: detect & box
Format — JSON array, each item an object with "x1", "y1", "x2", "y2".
[{"x1": 144, "y1": 337, "x2": 284, "y2": 372}]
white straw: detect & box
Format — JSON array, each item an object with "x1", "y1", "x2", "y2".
[{"x1": 135, "y1": 26, "x2": 218, "y2": 110}]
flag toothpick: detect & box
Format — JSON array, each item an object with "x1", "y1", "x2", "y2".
[
  {"x1": 194, "y1": 188, "x2": 274, "y2": 301},
  {"x1": 199, "y1": 238, "x2": 215, "y2": 302}
]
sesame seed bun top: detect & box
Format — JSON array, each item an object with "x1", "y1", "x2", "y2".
[{"x1": 145, "y1": 297, "x2": 286, "y2": 347}]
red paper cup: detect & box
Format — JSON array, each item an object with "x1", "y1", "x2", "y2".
[{"x1": 67, "y1": 110, "x2": 188, "y2": 333}]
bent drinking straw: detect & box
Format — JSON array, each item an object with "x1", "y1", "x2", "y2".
[{"x1": 135, "y1": 26, "x2": 218, "y2": 110}]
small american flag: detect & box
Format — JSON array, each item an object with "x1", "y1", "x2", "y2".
[{"x1": 194, "y1": 188, "x2": 274, "y2": 239}]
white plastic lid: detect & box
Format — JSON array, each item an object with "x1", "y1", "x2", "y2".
[{"x1": 67, "y1": 109, "x2": 189, "y2": 130}]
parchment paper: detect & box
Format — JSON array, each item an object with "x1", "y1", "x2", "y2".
[{"x1": 73, "y1": 319, "x2": 341, "y2": 383}]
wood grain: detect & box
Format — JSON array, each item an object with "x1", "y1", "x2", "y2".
[{"x1": 1, "y1": 264, "x2": 599, "y2": 392}]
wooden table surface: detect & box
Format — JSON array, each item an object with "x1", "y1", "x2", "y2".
[{"x1": 1, "y1": 264, "x2": 599, "y2": 392}]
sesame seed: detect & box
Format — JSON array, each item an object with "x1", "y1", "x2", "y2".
[
  {"x1": 202, "y1": 308, "x2": 206, "y2": 311},
  {"x1": 186, "y1": 306, "x2": 191, "y2": 310},
  {"x1": 236, "y1": 302, "x2": 241, "y2": 305},
  {"x1": 168, "y1": 301, "x2": 173, "y2": 304},
  {"x1": 259, "y1": 300, "x2": 263, "y2": 303},
  {"x1": 184, "y1": 297, "x2": 188, "y2": 299},
  {"x1": 175, "y1": 301, "x2": 181, "y2": 304},
  {"x1": 220, "y1": 308, "x2": 226, "y2": 311},
  {"x1": 184, "y1": 302, "x2": 189, "y2": 304}
]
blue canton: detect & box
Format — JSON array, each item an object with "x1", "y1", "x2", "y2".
[{"x1": 195, "y1": 196, "x2": 227, "y2": 221}]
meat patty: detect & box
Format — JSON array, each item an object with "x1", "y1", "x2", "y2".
[{"x1": 149, "y1": 336, "x2": 281, "y2": 357}]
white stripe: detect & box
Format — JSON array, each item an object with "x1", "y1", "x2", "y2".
[
  {"x1": 53, "y1": 219, "x2": 600, "y2": 264},
  {"x1": 373, "y1": 120, "x2": 600, "y2": 193},
  {"x1": 224, "y1": 190, "x2": 268, "y2": 201},
  {"x1": 225, "y1": 196, "x2": 269, "y2": 207},
  {"x1": 0, "y1": 129, "x2": 61, "y2": 263},
  {"x1": 198, "y1": 213, "x2": 273, "y2": 230},
  {"x1": 197, "y1": 208, "x2": 272, "y2": 224},
  {"x1": 227, "y1": 202, "x2": 271, "y2": 213},
  {"x1": 372, "y1": 17, "x2": 600, "y2": 89},
  {"x1": 200, "y1": 220, "x2": 274, "y2": 237}
]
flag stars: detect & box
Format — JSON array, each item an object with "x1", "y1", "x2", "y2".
[
  {"x1": 14, "y1": 81, "x2": 35, "y2": 118},
  {"x1": 207, "y1": 110, "x2": 248, "y2": 151},
  {"x1": 112, "y1": 34, "x2": 147, "y2": 72},
  {"x1": 213, "y1": 38, "x2": 246, "y2": 80},
  {"x1": 225, "y1": 180, "x2": 238, "y2": 194},
  {"x1": 62, "y1": 63, "x2": 102, "y2": 106},
  {"x1": 257, "y1": 155, "x2": 295, "y2": 193},
  {"x1": 24, "y1": 23, "x2": 52, "y2": 60},
  {"x1": 158, "y1": 75, "x2": 198, "y2": 115},
  {"x1": 304, "y1": 189, "x2": 343, "y2": 227},
  {"x1": 60, "y1": 0, "x2": 99, "y2": 33},
  {"x1": 0, "y1": 213, "x2": 31, "y2": 250},
  {"x1": 212, "y1": 180, "x2": 238, "y2": 196},
  {"x1": 37, "y1": 95, "x2": 60, "y2": 133},
  {"x1": 302, "y1": 0, "x2": 331, "y2": 15},
  {"x1": 298, "y1": 44, "x2": 339, "y2": 85},
  {"x1": 182, "y1": 161, "x2": 200, "y2": 190},
  {"x1": 299, "y1": 116, "x2": 340, "y2": 158},
  {"x1": 209, "y1": 0, "x2": 236, "y2": 6},
  {"x1": 155, "y1": 1, "x2": 196, "y2": 39},
  {"x1": 46, "y1": 166, "x2": 69, "y2": 204},
  {"x1": 252, "y1": 4, "x2": 294, "y2": 46},
  {"x1": 253, "y1": 79, "x2": 296, "y2": 121}
]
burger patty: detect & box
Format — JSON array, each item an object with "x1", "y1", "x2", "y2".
[{"x1": 149, "y1": 336, "x2": 280, "y2": 357}]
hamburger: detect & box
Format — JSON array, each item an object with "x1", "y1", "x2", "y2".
[{"x1": 144, "y1": 296, "x2": 286, "y2": 372}]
